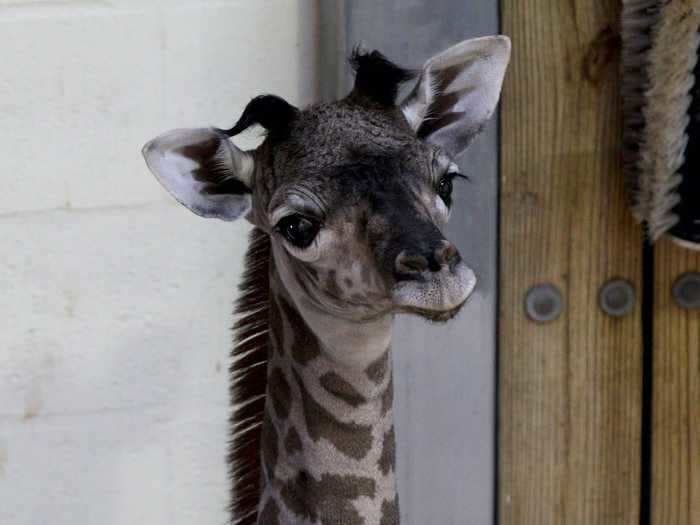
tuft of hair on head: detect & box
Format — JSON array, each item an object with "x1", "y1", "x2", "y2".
[
  {"x1": 220, "y1": 94, "x2": 299, "y2": 142},
  {"x1": 349, "y1": 47, "x2": 415, "y2": 107}
]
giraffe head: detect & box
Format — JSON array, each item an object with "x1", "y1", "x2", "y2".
[{"x1": 143, "y1": 37, "x2": 510, "y2": 326}]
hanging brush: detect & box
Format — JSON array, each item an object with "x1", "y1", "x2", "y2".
[{"x1": 621, "y1": 0, "x2": 700, "y2": 249}]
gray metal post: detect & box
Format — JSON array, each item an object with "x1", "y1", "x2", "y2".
[{"x1": 319, "y1": 2, "x2": 500, "y2": 523}]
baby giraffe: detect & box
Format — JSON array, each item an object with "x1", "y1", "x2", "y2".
[{"x1": 143, "y1": 37, "x2": 510, "y2": 525}]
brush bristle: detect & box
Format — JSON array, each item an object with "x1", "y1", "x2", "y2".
[
  {"x1": 636, "y1": 0, "x2": 700, "y2": 240},
  {"x1": 621, "y1": 0, "x2": 662, "y2": 221}
]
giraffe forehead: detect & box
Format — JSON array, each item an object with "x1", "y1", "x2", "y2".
[
  {"x1": 269, "y1": 102, "x2": 433, "y2": 186},
  {"x1": 294, "y1": 101, "x2": 412, "y2": 149},
  {"x1": 267, "y1": 156, "x2": 434, "y2": 227}
]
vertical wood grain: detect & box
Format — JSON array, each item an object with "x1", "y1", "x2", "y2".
[
  {"x1": 499, "y1": 1, "x2": 643, "y2": 523},
  {"x1": 653, "y1": 240, "x2": 700, "y2": 525}
]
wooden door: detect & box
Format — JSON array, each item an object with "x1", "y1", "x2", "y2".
[
  {"x1": 653, "y1": 241, "x2": 700, "y2": 524},
  {"x1": 499, "y1": 1, "x2": 643, "y2": 523},
  {"x1": 500, "y1": 1, "x2": 700, "y2": 524}
]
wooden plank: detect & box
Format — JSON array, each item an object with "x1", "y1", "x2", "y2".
[
  {"x1": 653, "y1": 240, "x2": 700, "y2": 524},
  {"x1": 499, "y1": 1, "x2": 643, "y2": 523}
]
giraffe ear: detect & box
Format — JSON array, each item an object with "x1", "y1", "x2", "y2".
[
  {"x1": 142, "y1": 128, "x2": 254, "y2": 221},
  {"x1": 401, "y1": 36, "x2": 511, "y2": 157}
]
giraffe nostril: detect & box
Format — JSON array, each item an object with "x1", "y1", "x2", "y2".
[
  {"x1": 395, "y1": 251, "x2": 429, "y2": 277},
  {"x1": 434, "y1": 241, "x2": 461, "y2": 270}
]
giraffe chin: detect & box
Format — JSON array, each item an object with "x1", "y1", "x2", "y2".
[
  {"x1": 396, "y1": 301, "x2": 468, "y2": 323},
  {"x1": 391, "y1": 263, "x2": 477, "y2": 323}
]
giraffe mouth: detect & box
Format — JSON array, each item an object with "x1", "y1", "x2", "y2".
[
  {"x1": 396, "y1": 300, "x2": 469, "y2": 323},
  {"x1": 391, "y1": 262, "x2": 477, "y2": 322}
]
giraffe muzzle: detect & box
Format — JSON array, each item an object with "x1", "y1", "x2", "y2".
[{"x1": 391, "y1": 241, "x2": 476, "y2": 320}]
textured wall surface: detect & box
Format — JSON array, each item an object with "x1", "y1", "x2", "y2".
[{"x1": 0, "y1": 2, "x2": 318, "y2": 523}]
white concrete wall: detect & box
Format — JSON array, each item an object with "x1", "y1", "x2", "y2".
[{"x1": 0, "y1": 2, "x2": 318, "y2": 523}]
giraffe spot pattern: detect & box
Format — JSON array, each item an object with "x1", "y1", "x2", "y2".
[
  {"x1": 279, "y1": 296, "x2": 321, "y2": 365},
  {"x1": 293, "y1": 369, "x2": 373, "y2": 460},
  {"x1": 284, "y1": 426, "x2": 303, "y2": 455},
  {"x1": 365, "y1": 350, "x2": 389, "y2": 384},
  {"x1": 261, "y1": 412, "x2": 279, "y2": 480},
  {"x1": 381, "y1": 375, "x2": 393, "y2": 416},
  {"x1": 320, "y1": 371, "x2": 367, "y2": 407},
  {"x1": 378, "y1": 426, "x2": 395, "y2": 476},
  {"x1": 379, "y1": 497, "x2": 400, "y2": 525},
  {"x1": 269, "y1": 367, "x2": 292, "y2": 420},
  {"x1": 258, "y1": 497, "x2": 281, "y2": 525},
  {"x1": 280, "y1": 470, "x2": 375, "y2": 525}
]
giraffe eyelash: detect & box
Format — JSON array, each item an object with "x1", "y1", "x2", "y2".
[
  {"x1": 448, "y1": 172, "x2": 470, "y2": 182},
  {"x1": 444, "y1": 160, "x2": 470, "y2": 183}
]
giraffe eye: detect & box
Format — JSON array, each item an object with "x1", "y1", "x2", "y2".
[
  {"x1": 436, "y1": 171, "x2": 468, "y2": 207},
  {"x1": 437, "y1": 175, "x2": 454, "y2": 205},
  {"x1": 275, "y1": 214, "x2": 320, "y2": 248}
]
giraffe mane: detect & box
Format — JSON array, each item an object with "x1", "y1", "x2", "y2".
[{"x1": 228, "y1": 227, "x2": 271, "y2": 525}]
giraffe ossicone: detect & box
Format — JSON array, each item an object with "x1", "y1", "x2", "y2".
[{"x1": 143, "y1": 35, "x2": 510, "y2": 525}]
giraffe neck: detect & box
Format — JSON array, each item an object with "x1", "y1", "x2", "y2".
[{"x1": 257, "y1": 275, "x2": 399, "y2": 525}]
